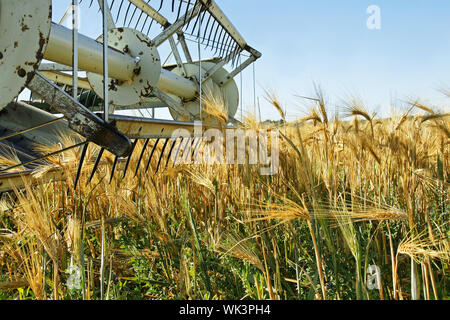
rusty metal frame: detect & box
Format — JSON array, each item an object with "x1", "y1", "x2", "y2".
[
  {"x1": 177, "y1": 32, "x2": 193, "y2": 63},
  {"x1": 197, "y1": 0, "x2": 247, "y2": 49},
  {"x1": 27, "y1": 72, "x2": 132, "y2": 157},
  {"x1": 189, "y1": 0, "x2": 262, "y2": 87},
  {"x1": 0, "y1": 0, "x2": 263, "y2": 183},
  {"x1": 218, "y1": 54, "x2": 257, "y2": 87},
  {"x1": 112, "y1": 114, "x2": 201, "y2": 139},
  {"x1": 127, "y1": 0, "x2": 170, "y2": 27},
  {"x1": 39, "y1": 71, "x2": 92, "y2": 90},
  {"x1": 153, "y1": 3, "x2": 203, "y2": 47},
  {"x1": 0, "y1": 114, "x2": 215, "y2": 192}
]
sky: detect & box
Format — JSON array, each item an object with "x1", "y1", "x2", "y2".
[{"x1": 50, "y1": 0, "x2": 450, "y2": 121}]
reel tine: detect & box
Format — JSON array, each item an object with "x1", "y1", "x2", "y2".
[
  {"x1": 183, "y1": 0, "x2": 192, "y2": 26},
  {"x1": 109, "y1": 155, "x2": 119, "y2": 184},
  {"x1": 205, "y1": 20, "x2": 217, "y2": 48},
  {"x1": 116, "y1": 0, "x2": 125, "y2": 23},
  {"x1": 134, "y1": 138, "x2": 150, "y2": 177},
  {"x1": 179, "y1": 136, "x2": 191, "y2": 165},
  {"x1": 188, "y1": 1, "x2": 203, "y2": 33},
  {"x1": 144, "y1": 0, "x2": 163, "y2": 32},
  {"x1": 189, "y1": 0, "x2": 203, "y2": 30},
  {"x1": 165, "y1": 138, "x2": 178, "y2": 169},
  {"x1": 206, "y1": 20, "x2": 217, "y2": 47},
  {"x1": 231, "y1": 44, "x2": 240, "y2": 66},
  {"x1": 145, "y1": 138, "x2": 160, "y2": 173},
  {"x1": 0, "y1": 141, "x2": 88, "y2": 174},
  {"x1": 191, "y1": 137, "x2": 202, "y2": 160},
  {"x1": 122, "y1": 139, "x2": 139, "y2": 179},
  {"x1": 123, "y1": 1, "x2": 133, "y2": 26},
  {"x1": 223, "y1": 35, "x2": 234, "y2": 61},
  {"x1": 128, "y1": 5, "x2": 139, "y2": 27},
  {"x1": 147, "y1": 18, "x2": 155, "y2": 35},
  {"x1": 172, "y1": 137, "x2": 186, "y2": 167},
  {"x1": 218, "y1": 33, "x2": 230, "y2": 58},
  {"x1": 134, "y1": 9, "x2": 145, "y2": 30},
  {"x1": 211, "y1": 24, "x2": 223, "y2": 54},
  {"x1": 74, "y1": 142, "x2": 89, "y2": 190},
  {"x1": 201, "y1": 13, "x2": 213, "y2": 43},
  {"x1": 176, "y1": 0, "x2": 184, "y2": 21},
  {"x1": 183, "y1": 137, "x2": 195, "y2": 163},
  {"x1": 155, "y1": 138, "x2": 170, "y2": 174},
  {"x1": 88, "y1": 147, "x2": 105, "y2": 184},
  {"x1": 214, "y1": 28, "x2": 226, "y2": 55},
  {"x1": 140, "y1": 13, "x2": 150, "y2": 34}
]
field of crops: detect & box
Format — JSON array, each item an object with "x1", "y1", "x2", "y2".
[{"x1": 0, "y1": 91, "x2": 448, "y2": 300}]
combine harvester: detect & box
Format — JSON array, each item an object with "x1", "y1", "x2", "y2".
[{"x1": 0, "y1": 0, "x2": 261, "y2": 191}]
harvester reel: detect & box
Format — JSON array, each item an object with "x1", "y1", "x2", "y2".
[
  {"x1": 0, "y1": 0, "x2": 262, "y2": 191},
  {"x1": 87, "y1": 28, "x2": 161, "y2": 107},
  {"x1": 0, "y1": 0, "x2": 52, "y2": 110}
]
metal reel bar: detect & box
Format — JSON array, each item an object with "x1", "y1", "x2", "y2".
[
  {"x1": 0, "y1": 115, "x2": 209, "y2": 192},
  {"x1": 78, "y1": 0, "x2": 260, "y2": 69}
]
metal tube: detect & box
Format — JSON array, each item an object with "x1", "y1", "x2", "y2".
[
  {"x1": 102, "y1": 0, "x2": 110, "y2": 122},
  {"x1": 158, "y1": 69, "x2": 198, "y2": 98},
  {"x1": 72, "y1": 1, "x2": 79, "y2": 99},
  {"x1": 44, "y1": 24, "x2": 200, "y2": 100},
  {"x1": 198, "y1": 14, "x2": 202, "y2": 119},
  {"x1": 45, "y1": 23, "x2": 137, "y2": 82}
]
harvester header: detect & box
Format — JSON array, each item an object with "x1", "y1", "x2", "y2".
[{"x1": 0, "y1": 0, "x2": 261, "y2": 191}]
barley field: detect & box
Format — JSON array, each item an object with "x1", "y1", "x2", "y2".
[{"x1": 0, "y1": 90, "x2": 448, "y2": 300}]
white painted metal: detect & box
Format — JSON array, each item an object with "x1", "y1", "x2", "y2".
[
  {"x1": 0, "y1": 0, "x2": 52, "y2": 110},
  {"x1": 72, "y1": 0, "x2": 79, "y2": 100},
  {"x1": 87, "y1": 28, "x2": 161, "y2": 107},
  {"x1": 127, "y1": 0, "x2": 169, "y2": 27},
  {"x1": 198, "y1": 0, "x2": 247, "y2": 50},
  {"x1": 45, "y1": 23, "x2": 138, "y2": 82},
  {"x1": 169, "y1": 62, "x2": 239, "y2": 123},
  {"x1": 158, "y1": 69, "x2": 198, "y2": 99},
  {"x1": 44, "y1": 24, "x2": 198, "y2": 102},
  {"x1": 153, "y1": 4, "x2": 202, "y2": 47},
  {"x1": 102, "y1": 0, "x2": 110, "y2": 122},
  {"x1": 0, "y1": 0, "x2": 253, "y2": 124},
  {"x1": 39, "y1": 71, "x2": 92, "y2": 90}
]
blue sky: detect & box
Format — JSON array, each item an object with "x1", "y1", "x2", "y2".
[{"x1": 51, "y1": 1, "x2": 450, "y2": 120}]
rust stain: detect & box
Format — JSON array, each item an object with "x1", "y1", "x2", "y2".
[
  {"x1": 136, "y1": 34, "x2": 153, "y2": 48},
  {"x1": 16, "y1": 67, "x2": 26, "y2": 78},
  {"x1": 109, "y1": 79, "x2": 119, "y2": 92}
]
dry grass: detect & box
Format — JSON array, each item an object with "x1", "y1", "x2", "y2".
[{"x1": 0, "y1": 89, "x2": 448, "y2": 300}]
